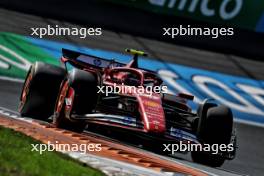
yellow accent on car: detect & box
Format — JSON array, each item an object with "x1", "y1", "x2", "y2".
[
  {"x1": 125, "y1": 49, "x2": 147, "y2": 56},
  {"x1": 145, "y1": 101, "x2": 159, "y2": 108}
]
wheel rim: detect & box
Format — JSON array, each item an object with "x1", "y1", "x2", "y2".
[
  {"x1": 19, "y1": 71, "x2": 33, "y2": 112},
  {"x1": 54, "y1": 81, "x2": 69, "y2": 125}
]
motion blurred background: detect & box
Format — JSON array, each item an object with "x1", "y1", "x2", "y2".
[{"x1": 0, "y1": 0, "x2": 263, "y2": 175}]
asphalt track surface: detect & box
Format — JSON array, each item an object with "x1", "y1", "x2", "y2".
[{"x1": 0, "y1": 8, "x2": 264, "y2": 176}]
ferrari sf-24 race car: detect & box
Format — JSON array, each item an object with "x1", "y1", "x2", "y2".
[{"x1": 19, "y1": 48, "x2": 236, "y2": 167}]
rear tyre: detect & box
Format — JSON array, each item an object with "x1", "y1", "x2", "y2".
[
  {"x1": 53, "y1": 69, "x2": 98, "y2": 132},
  {"x1": 191, "y1": 104, "x2": 233, "y2": 167},
  {"x1": 19, "y1": 62, "x2": 65, "y2": 120}
]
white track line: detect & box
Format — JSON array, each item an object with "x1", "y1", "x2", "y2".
[
  {"x1": 0, "y1": 75, "x2": 24, "y2": 83},
  {"x1": 234, "y1": 118, "x2": 264, "y2": 128},
  {"x1": 0, "y1": 106, "x2": 20, "y2": 115}
]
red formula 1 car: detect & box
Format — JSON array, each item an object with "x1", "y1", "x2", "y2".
[{"x1": 19, "y1": 48, "x2": 236, "y2": 167}]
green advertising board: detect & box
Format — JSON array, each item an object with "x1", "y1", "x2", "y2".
[
  {"x1": 102, "y1": 0, "x2": 264, "y2": 33},
  {"x1": 0, "y1": 32, "x2": 59, "y2": 79}
]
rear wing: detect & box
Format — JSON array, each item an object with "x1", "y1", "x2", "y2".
[{"x1": 62, "y1": 48, "x2": 126, "y2": 69}]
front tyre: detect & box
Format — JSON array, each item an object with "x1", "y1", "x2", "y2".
[
  {"x1": 191, "y1": 104, "x2": 233, "y2": 167},
  {"x1": 53, "y1": 69, "x2": 98, "y2": 132}
]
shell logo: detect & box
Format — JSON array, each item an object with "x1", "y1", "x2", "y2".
[{"x1": 145, "y1": 101, "x2": 159, "y2": 108}]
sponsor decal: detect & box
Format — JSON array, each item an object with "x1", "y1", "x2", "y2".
[
  {"x1": 104, "y1": 0, "x2": 264, "y2": 33},
  {"x1": 93, "y1": 58, "x2": 102, "y2": 66},
  {"x1": 170, "y1": 127, "x2": 198, "y2": 142},
  {"x1": 148, "y1": 0, "x2": 243, "y2": 20},
  {"x1": 122, "y1": 116, "x2": 137, "y2": 126},
  {"x1": 144, "y1": 101, "x2": 160, "y2": 108}
]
